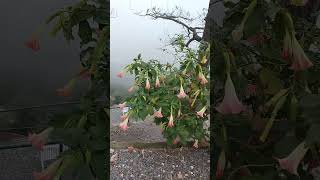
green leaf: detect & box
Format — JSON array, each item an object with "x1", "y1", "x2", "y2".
[
  {"x1": 78, "y1": 20, "x2": 93, "y2": 45},
  {"x1": 306, "y1": 124, "x2": 320, "y2": 145},
  {"x1": 243, "y1": 6, "x2": 265, "y2": 38},
  {"x1": 259, "y1": 68, "x2": 283, "y2": 95}
]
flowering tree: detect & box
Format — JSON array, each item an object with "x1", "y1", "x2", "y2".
[
  {"x1": 25, "y1": 0, "x2": 108, "y2": 179},
  {"x1": 207, "y1": 0, "x2": 320, "y2": 179},
  {"x1": 117, "y1": 36, "x2": 210, "y2": 147}
]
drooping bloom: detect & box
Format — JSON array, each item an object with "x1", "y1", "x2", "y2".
[
  {"x1": 193, "y1": 140, "x2": 199, "y2": 148},
  {"x1": 216, "y1": 150, "x2": 226, "y2": 179},
  {"x1": 177, "y1": 109, "x2": 182, "y2": 118},
  {"x1": 128, "y1": 86, "x2": 134, "y2": 93},
  {"x1": 145, "y1": 78, "x2": 151, "y2": 90},
  {"x1": 215, "y1": 74, "x2": 246, "y2": 114},
  {"x1": 118, "y1": 102, "x2": 126, "y2": 110},
  {"x1": 120, "y1": 113, "x2": 128, "y2": 121},
  {"x1": 25, "y1": 36, "x2": 40, "y2": 52},
  {"x1": 282, "y1": 29, "x2": 313, "y2": 71},
  {"x1": 275, "y1": 141, "x2": 309, "y2": 175},
  {"x1": 116, "y1": 72, "x2": 124, "y2": 78},
  {"x1": 119, "y1": 117, "x2": 129, "y2": 131},
  {"x1": 155, "y1": 76, "x2": 161, "y2": 88},
  {"x1": 201, "y1": 56, "x2": 208, "y2": 64},
  {"x1": 153, "y1": 108, "x2": 163, "y2": 118},
  {"x1": 173, "y1": 138, "x2": 179, "y2": 145},
  {"x1": 198, "y1": 72, "x2": 208, "y2": 85},
  {"x1": 177, "y1": 85, "x2": 187, "y2": 99},
  {"x1": 28, "y1": 127, "x2": 54, "y2": 151},
  {"x1": 56, "y1": 79, "x2": 76, "y2": 97},
  {"x1": 33, "y1": 158, "x2": 63, "y2": 180},
  {"x1": 168, "y1": 113, "x2": 174, "y2": 128},
  {"x1": 196, "y1": 106, "x2": 207, "y2": 118}
]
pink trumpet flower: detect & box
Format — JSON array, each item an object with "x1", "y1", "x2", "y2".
[
  {"x1": 155, "y1": 76, "x2": 161, "y2": 88},
  {"x1": 275, "y1": 141, "x2": 309, "y2": 176},
  {"x1": 128, "y1": 86, "x2": 134, "y2": 93},
  {"x1": 116, "y1": 72, "x2": 124, "y2": 78},
  {"x1": 198, "y1": 72, "x2": 208, "y2": 85},
  {"x1": 33, "y1": 158, "x2": 63, "y2": 180},
  {"x1": 118, "y1": 102, "x2": 126, "y2": 110},
  {"x1": 216, "y1": 150, "x2": 226, "y2": 179},
  {"x1": 193, "y1": 140, "x2": 199, "y2": 148},
  {"x1": 177, "y1": 85, "x2": 187, "y2": 99},
  {"x1": 145, "y1": 78, "x2": 151, "y2": 90},
  {"x1": 28, "y1": 127, "x2": 54, "y2": 151},
  {"x1": 119, "y1": 117, "x2": 129, "y2": 131},
  {"x1": 168, "y1": 113, "x2": 174, "y2": 128},
  {"x1": 196, "y1": 106, "x2": 207, "y2": 118},
  {"x1": 120, "y1": 113, "x2": 128, "y2": 121},
  {"x1": 215, "y1": 75, "x2": 246, "y2": 114},
  {"x1": 25, "y1": 36, "x2": 40, "y2": 52},
  {"x1": 177, "y1": 109, "x2": 182, "y2": 118},
  {"x1": 153, "y1": 108, "x2": 163, "y2": 118}
]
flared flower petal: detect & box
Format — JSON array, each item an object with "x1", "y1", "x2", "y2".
[
  {"x1": 168, "y1": 113, "x2": 174, "y2": 128},
  {"x1": 198, "y1": 72, "x2": 208, "y2": 85},
  {"x1": 56, "y1": 79, "x2": 76, "y2": 97},
  {"x1": 193, "y1": 140, "x2": 199, "y2": 148},
  {"x1": 25, "y1": 36, "x2": 40, "y2": 52},
  {"x1": 196, "y1": 106, "x2": 207, "y2": 118},
  {"x1": 289, "y1": 38, "x2": 313, "y2": 71},
  {"x1": 177, "y1": 85, "x2": 187, "y2": 99},
  {"x1": 155, "y1": 76, "x2": 161, "y2": 88},
  {"x1": 116, "y1": 72, "x2": 124, "y2": 78},
  {"x1": 153, "y1": 108, "x2": 163, "y2": 118},
  {"x1": 215, "y1": 75, "x2": 245, "y2": 114},
  {"x1": 145, "y1": 78, "x2": 151, "y2": 90},
  {"x1": 118, "y1": 102, "x2": 126, "y2": 110},
  {"x1": 119, "y1": 117, "x2": 129, "y2": 131},
  {"x1": 275, "y1": 141, "x2": 309, "y2": 175},
  {"x1": 28, "y1": 127, "x2": 54, "y2": 151},
  {"x1": 128, "y1": 86, "x2": 134, "y2": 93}
]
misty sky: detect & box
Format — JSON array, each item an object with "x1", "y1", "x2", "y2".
[{"x1": 110, "y1": 0, "x2": 212, "y2": 90}]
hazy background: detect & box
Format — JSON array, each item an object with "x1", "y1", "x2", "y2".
[{"x1": 110, "y1": 0, "x2": 218, "y2": 99}]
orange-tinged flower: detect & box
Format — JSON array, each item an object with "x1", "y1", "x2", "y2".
[
  {"x1": 155, "y1": 76, "x2": 161, "y2": 88},
  {"x1": 168, "y1": 113, "x2": 174, "y2": 128},
  {"x1": 119, "y1": 117, "x2": 129, "y2": 131},
  {"x1": 116, "y1": 72, "x2": 124, "y2": 78},
  {"x1": 275, "y1": 141, "x2": 309, "y2": 175},
  {"x1": 216, "y1": 150, "x2": 226, "y2": 179},
  {"x1": 153, "y1": 108, "x2": 163, "y2": 118},
  {"x1": 56, "y1": 79, "x2": 76, "y2": 97},
  {"x1": 177, "y1": 85, "x2": 187, "y2": 99},
  {"x1": 193, "y1": 140, "x2": 199, "y2": 148},
  {"x1": 196, "y1": 106, "x2": 207, "y2": 118},
  {"x1": 145, "y1": 78, "x2": 151, "y2": 90},
  {"x1": 128, "y1": 86, "x2": 134, "y2": 93},
  {"x1": 198, "y1": 72, "x2": 208, "y2": 85},
  {"x1": 77, "y1": 68, "x2": 90, "y2": 79},
  {"x1": 215, "y1": 74, "x2": 245, "y2": 114},
  {"x1": 28, "y1": 127, "x2": 54, "y2": 151},
  {"x1": 33, "y1": 157, "x2": 63, "y2": 180},
  {"x1": 118, "y1": 102, "x2": 126, "y2": 109},
  {"x1": 25, "y1": 36, "x2": 40, "y2": 52}
]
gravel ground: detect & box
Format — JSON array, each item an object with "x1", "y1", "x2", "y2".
[{"x1": 110, "y1": 148, "x2": 210, "y2": 180}]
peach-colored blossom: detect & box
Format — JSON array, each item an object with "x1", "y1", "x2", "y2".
[
  {"x1": 33, "y1": 158, "x2": 63, "y2": 180},
  {"x1": 196, "y1": 106, "x2": 207, "y2": 118},
  {"x1": 118, "y1": 102, "x2": 126, "y2": 110},
  {"x1": 168, "y1": 113, "x2": 174, "y2": 128},
  {"x1": 28, "y1": 127, "x2": 54, "y2": 151},
  {"x1": 275, "y1": 141, "x2": 309, "y2": 175},
  {"x1": 193, "y1": 140, "x2": 199, "y2": 148},
  {"x1": 215, "y1": 75, "x2": 246, "y2": 114},
  {"x1": 153, "y1": 108, "x2": 163, "y2": 118},
  {"x1": 145, "y1": 78, "x2": 151, "y2": 90},
  {"x1": 155, "y1": 76, "x2": 161, "y2": 88},
  {"x1": 216, "y1": 150, "x2": 226, "y2": 179},
  {"x1": 177, "y1": 85, "x2": 187, "y2": 99},
  {"x1": 116, "y1": 72, "x2": 124, "y2": 78},
  {"x1": 119, "y1": 117, "x2": 129, "y2": 131},
  {"x1": 128, "y1": 86, "x2": 134, "y2": 93},
  {"x1": 198, "y1": 72, "x2": 208, "y2": 85}
]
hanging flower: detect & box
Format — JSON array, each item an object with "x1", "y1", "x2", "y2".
[
  {"x1": 177, "y1": 109, "x2": 182, "y2": 118},
  {"x1": 25, "y1": 36, "x2": 40, "y2": 52},
  {"x1": 153, "y1": 108, "x2": 163, "y2": 118},
  {"x1": 193, "y1": 140, "x2": 199, "y2": 148},
  {"x1": 196, "y1": 106, "x2": 207, "y2": 118},
  {"x1": 128, "y1": 86, "x2": 134, "y2": 93},
  {"x1": 216, "y1": 150, "x2": 226, "y2": 179},
  {"x1": 28, "y1": 127, "x2": 54, "y2": 151},
  {"x1": 177, "y1": 85, "x2": 187, "y2": 99},
  {"x1": 119, "y1": 117, "x2": 129, "y2": 131},
  {"x1": 173, "y1": 138, "x2": 179, "y2": 145},
  {"x1": 118, "y1": 102, "x2": 126, "y2": 110},
  {"x1": 215, "y1": 74, "x2": 246, "y2": 114},
  {"x1": 56, "y1": 79, "x2": 76, "y2": 97},
  {"x1": 33, "y1": 158, "x2": 63, "y2": 180},
  {"x1": 201, "y1": 56, "x2": 208, "y2": 64},
  {"x1": 116, "y1": 72, "x2": 124, "y2": 78},
  {"x1": 155, "y1": 76, "x2": 161, "y2": 88},
  {"x1": 198, "y1": 72, "x2": 208, "y2": 85},
  {"x1": 120, "y1": 113, "x2": 128, "y2": 121},
  {"x1": 145, "y1": 78, "x2": 151, "y2": 90},
  {"x1": 275, "y1": 141, "x2": 309, "y2": 175},
  {"x1": 168, "y1": 113, "x2": 174, "y2": 128}
]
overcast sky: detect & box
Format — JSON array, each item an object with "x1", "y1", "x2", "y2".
[{"x1": 110, "y1": 0, "x2": 212, "y2": 89}]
